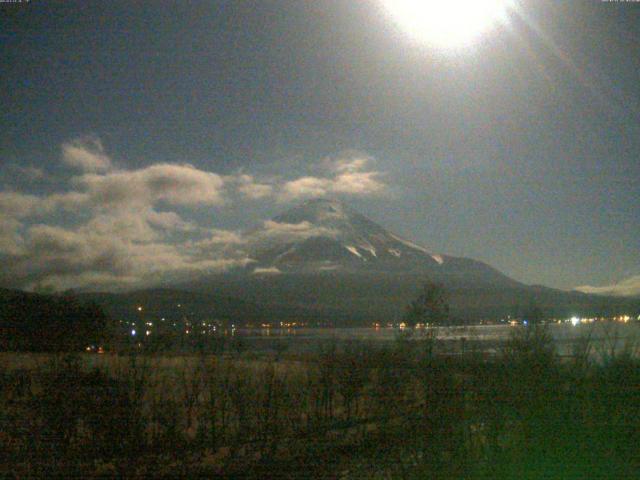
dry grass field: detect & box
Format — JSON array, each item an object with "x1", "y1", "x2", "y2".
[{"x1": 1, "y1": 326, "x2": 639, "y2": 478}]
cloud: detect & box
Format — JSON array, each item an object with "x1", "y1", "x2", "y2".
[
  {"x1": 4, "y1": 144, "x2": 385, "y2": 217},
  {"x1": 75, "y1": 163, "x2": 226, "y2": 208},
  {"x1": 243, "y1": 219, "x2": 339, "y2": 260},
  {"x1": 0, "y1": 192, "x2": 45, "y2": 256},
  {"x1": 257, "y1": 220, "x2": 338, "y2": 240},
  {"x1": 0, "y1": 216, "x2": 24, "y2": 256},
  {"x1": 574, "y1": 276, "x2": 640, "y2": 297},
  {"x1": 280, "y1": 176, "x2": 331, "y2": 202},
  {"x1": 42, "y1": 192, "x2": 91, "y2": 212},
  {"x1": 183, "y1": 229, "x2": 248, "y2": 263},
  {"x1": 0, "y1": 192, "x2": 42, "y2": 218},
  {"x1": 332, "y1": 171, "x2": 385, "y2": 195},
  {"x1": 1, "y1": 221, "x2": 251, "y2": 292},
  {"x1": 278, "y1": 171, "x2": 385, "y2": 202},
  {"x1": 83, "y1": 211, "x2": 161, "y2": 243},
  {"x1": 247, "y1": 220, "x2": 338, "y2": 254},
  {"x1": 146, "y1": 210, "x2": 198, "y2": 232},
  {"x1": 5, "y1": 165, "x2": 45, "y2": 180},
  {"x1": 188, "y1": 229, "x2": 246, "y2": 249},
  {"x1": 0, "y1": 191, "x2": 93, "y2": 220},
  {"x1": 9, "y1": 224, "x2": 123, "y2": 287},
  {"x1": 324, "y1": 152, "x2": 373, "y2": 174},
  {"x1": 3, "y1": 163, "x2": 226, "y2": 216},
  {"x1": 62, "y1": 137, "x2": 113, "y2": 173},
  {"x1": 185, "y1": 221, "x2": 339, "y2": 269},
  {"x1": 233, "y1": 174, "x2": 274, "y2": 200},
  {"x1": 0, "y1": 138, "x2": 388, "y2": 291},
  {"x1": 0, "y1": 141, "x2": 235, "y2": 290},
  {"x1": 278, "y1": 152, "x2": 386, "y2": 202},
  {"x1": 35, "y1": 272, "x2": 142, "y2": 292}
]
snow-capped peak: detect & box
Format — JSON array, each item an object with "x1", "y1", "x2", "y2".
[{"x1": 247, "y1": 198, "x2": 444, "y2": 272}]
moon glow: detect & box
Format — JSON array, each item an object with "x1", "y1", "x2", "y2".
[{"x1": 381, "y1": 0, "x2": 512, "y2": 49}]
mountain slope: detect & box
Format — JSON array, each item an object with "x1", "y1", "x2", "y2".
[{"x1": 245, "y1": 198, "x2": 518, "y2": 287}]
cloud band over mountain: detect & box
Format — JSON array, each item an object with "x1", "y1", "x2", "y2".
[
  {"x1": 0, "y1": 139, "x2": 386, "y2": 291},
  {"x1": 574, "y1": 276, "x2": 640, "y2": 297}
]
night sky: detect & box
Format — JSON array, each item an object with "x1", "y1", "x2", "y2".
[{"x1": 1, "y1": 0, "x2": 639, "y2": 294}]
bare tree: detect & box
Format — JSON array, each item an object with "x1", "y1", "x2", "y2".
[{"x1": 404, "y1": 281, "x2": 450, "y2": 328}]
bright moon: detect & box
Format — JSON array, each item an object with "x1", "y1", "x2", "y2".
[{"x1": 381, "y1": 0, "x2": 512, "y2": 49}]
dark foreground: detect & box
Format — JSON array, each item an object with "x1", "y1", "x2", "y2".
[{"x1": 1, "y1": 326, "x2": 638, "y2": 479}]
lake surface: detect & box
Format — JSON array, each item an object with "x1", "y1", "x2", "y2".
[{"x1": 236, "y1": 322, "x2": 640, "y2": 358}]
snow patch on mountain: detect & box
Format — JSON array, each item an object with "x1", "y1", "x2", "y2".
[
  {"x1": 389, "y1": 233, "x2": 430, "y2": 254},
  {"x1": 432, "y1": 254, "x2": 444, "y2": 265},
  {"x1": 253, "y1": 266, "x2": 282, "y2": 275},
  {"x1": 359, "y1": 244, "x2": 377, "y2": 257}
]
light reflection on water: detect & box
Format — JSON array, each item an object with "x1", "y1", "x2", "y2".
[
  {"x1": 236, "y1": 323, "x2": 640, "y2": 357},
  {"x1": 240, "y1": 323, "x2": 639, "y2": 340}
]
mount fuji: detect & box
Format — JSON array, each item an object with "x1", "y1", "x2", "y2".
[
  {"x1": 182, "y1": 199, "x2": 637, "y2": 324},
  {"x1": 249, "y1": 198, "x2": 446, "y2": 271},
  {"x1": 243, "y1": 198, "x2": 519, "y2": 288}
]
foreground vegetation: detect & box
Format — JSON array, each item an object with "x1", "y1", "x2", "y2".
[{"x1": 1, "y1": 326, "x2": 638, "y2": 479}]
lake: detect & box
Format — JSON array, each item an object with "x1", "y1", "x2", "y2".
[{"x1": 234, "y1": 322, "x2": 640, "y2": 359}]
